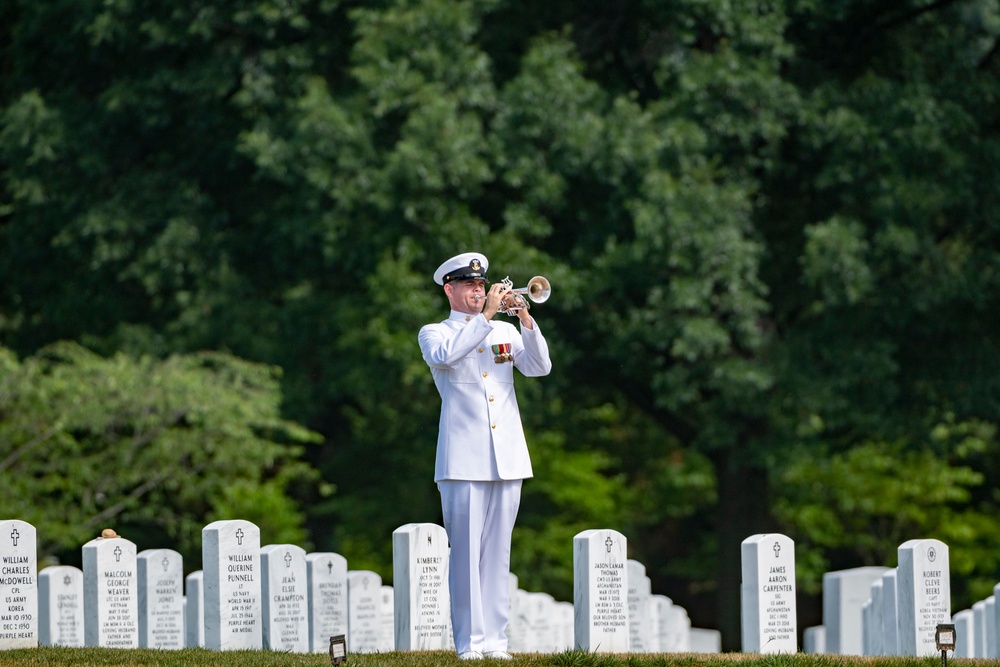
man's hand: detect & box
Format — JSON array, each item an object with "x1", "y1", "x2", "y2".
[
  {"x1": 481, "y1": 283, "x2": 509, "y2": 320},
  {"x1": 515, "y1": 302, "x2": 533, "y2": 329}
]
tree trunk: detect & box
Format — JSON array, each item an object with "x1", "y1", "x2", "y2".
[{"x1": 711, "y1": 452, "x2": 775, "y2": 651}]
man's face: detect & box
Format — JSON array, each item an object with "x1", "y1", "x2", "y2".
[{"x1": 445, "y1": 279, "x2": 486, "y2": 314}]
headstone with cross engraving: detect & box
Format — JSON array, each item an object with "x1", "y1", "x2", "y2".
[
  {"x1": 573, "y1": 529, "x2": 629, "y2": 652},
  {"x1": 305, "y1": 552, "x2": 347, "y2": 653},
  {"x1": 82, "y1": 532, "x2": 138, "y2": 648},
  {"x1": 184, "y1": 570, "x2": 204, "y2": 648},
  {"x1": 897, "y1": 539, "x2": 950, "y2": 657},
  {"x1": 261, "y1": 543, "x2": 309, "y2": 653},
  {"x1": 823, "y1": 566, "x2": 890, "y2": 655},
  {"x1": 741, "y1": 533, "x2": 797, "y2": 653},
  {"x1": 136, "y1": 548, "x2": 184, "y2": 649},
  {"x1": 38, "y1": 565, "x2": 84, "y2": 647},
  {"x1": 391, "y1": 523, "x2": 451, "y2": 650},
  {"x1": 203, "y1": 519, "x2": 262, "y2": 650},
  {"x1": 0, "y1": 520, "x2": 38, "y2": 649},
  {"x1": 346, "y1": 570, "x2": 382, "y2": 653}
]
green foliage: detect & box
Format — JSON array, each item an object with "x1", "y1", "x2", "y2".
[
  {"x1": 3, "y1": 0, "x2": 1000, "y2": 642},
  {"x1": 0, "y1": 342, "x2": 321, "y2": 566},
  {"x1": 774, "y1": 422, "x2": 1000, "y2": 596}
]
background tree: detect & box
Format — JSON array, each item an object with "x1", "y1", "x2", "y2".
[
  {"x1": 0, "y1": 341, "x2": 321, "y2": 567},
  {"x1": 3, "y1": 0, "x2": 1000, "y2": 647}
]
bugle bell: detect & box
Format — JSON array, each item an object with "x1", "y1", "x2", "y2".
[
  {"x1": 498, "y1": 275, "x2": 551, "y2": 315},
  {"x1": 511, "y1": 275, "x2": 551, "y2": 303}
]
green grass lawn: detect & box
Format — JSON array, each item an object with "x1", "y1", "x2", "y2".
[{"x1": 0, "y1": 648, "x2": 973, "y2": 667}]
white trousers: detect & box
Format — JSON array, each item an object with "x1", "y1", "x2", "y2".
[{"x1": 438, "y1": 479, "x2": 522, "y2": 655}]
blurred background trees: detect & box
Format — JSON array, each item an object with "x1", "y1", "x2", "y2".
[{"x1": 2, "y1": 0, "x2": 1000, "y2": 648}]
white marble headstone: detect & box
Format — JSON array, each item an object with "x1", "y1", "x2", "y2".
[
  {"x1": 0, "y1": 520, "x2": 38, "y2": 649},
  {"x1": 391, "y1": 523, "x2": 450, "y2": 650},
  {"x1": 261, "y1": 544, "x2": 308, "y2": 652},
  {"x1": 653, "y1": 595, "x2": 673, "y2": 652},
  {"x1": 506, "y1": 574, "x2": 525, "y2": 652},
  {"x1": 991, "y1": 586, "x2": 1000, "y2": 658},
  {"x1": 379, "y1": 585, "x2": 394, "y2": 651},
  {"x1": 897, "y1": 538, "x2": 950, "y2": 656},
  {"x1": 136, "y1": 549, "x2": 184, "y2": 649},
  {"x1": 556, "y1": 600, "x2": 574, "y2": 652},
  {"x1": 689, "y1": 627, "x2": 721, "y2": 652},
  {"x1": 627, "y1": 560, "x2": 653, "y2": 652},
  {"x1": 526, "y1": 591, "x2": 556, "y2": 652},
  {"x1": 880, "y1": 569, "x2": 898, "y2": 655},
  {"x1": 306, "y1": 552, "x2": 347, "y2": 653},
  {"x1": 572, "y1": 529, "x2": 629, "y2": 652},
  {"x1": 868, "y1": 579, "x2": 884, "y2": 655},
  {"x1": 954, "y1": 608, "x2": 974, "y2": 658},
  {"x1": 671, "y1": 605, "x2": 692, "y2": 651},
  {"x1": 972, "y1": 599, "x2": 986, "y2": 658},
  {"x1": 202, "y1": 519, "x2": 262, "y2": 650},
  {"x1": 822, "y1": 566, "x2": 889, "y2": 654},
  {"x1": 38, "y1": 565, "x2": 83, "y2": 647},
  {"x1": 82, "y1": 533, "x2": 138, "y2": 648},
  {"x1": 184, "y1": 570, "x2": 204, "y2": 648},
  {"x1": 644, "y1": 594, "x2": 661, "y2": 653},
  {"x1": 660, "y1": 601, "x2": 690, "y2": 652},
  {"x1": 861, "y1": 599, "x2": 873, "y2": 655},
  {"x1": 987, "y1": 596, "x2": 997, "y2": 658},
  {"x1": 346, "y1": 570, "x2": 382, "y2": 653},
  {"x1": 803, "y1": 625, "x2": 825, "y2": 653},
  {"x1": 740, "y1": 533, "x2": 796, "y2": 653},
  {"x1": 513, "y1": 589, "x2": 539, "y2": 652}
]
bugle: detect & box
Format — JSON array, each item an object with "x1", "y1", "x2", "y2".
[{"x1": 498, "y1": 275, "x2": 550, "y2": 315}]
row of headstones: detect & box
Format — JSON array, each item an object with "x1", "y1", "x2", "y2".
[
  {"x1": 1, "y1": 520, "x2": 719, "y2": 654},
  {"x1": 841, "y1": 570, "x2": 1000, "y2": 659},
  {"x1": 0, "y1": 519, "x2": 390, "y2": 652},
  {"x1": 574, "y1": 529, "x2": 720, "y2": 653},
  {"x1": 954, "y1": 588, "x2": 1000, "y2": 659},
  {"x1": 787, "y1": 538, "x2": 953, "y2": 657}
]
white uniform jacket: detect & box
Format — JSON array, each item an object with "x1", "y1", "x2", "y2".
[{"x1": 419, "y1": 310, "x2": 552, "y2": 482}]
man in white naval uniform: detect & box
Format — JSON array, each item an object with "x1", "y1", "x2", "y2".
[{"x1": 418, "y1": 252, "x2": 552, "y2": 660}]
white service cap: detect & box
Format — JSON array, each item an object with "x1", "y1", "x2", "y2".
[{"x1": 433, "y1": 252, "x2": 490, "y2": 285}]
